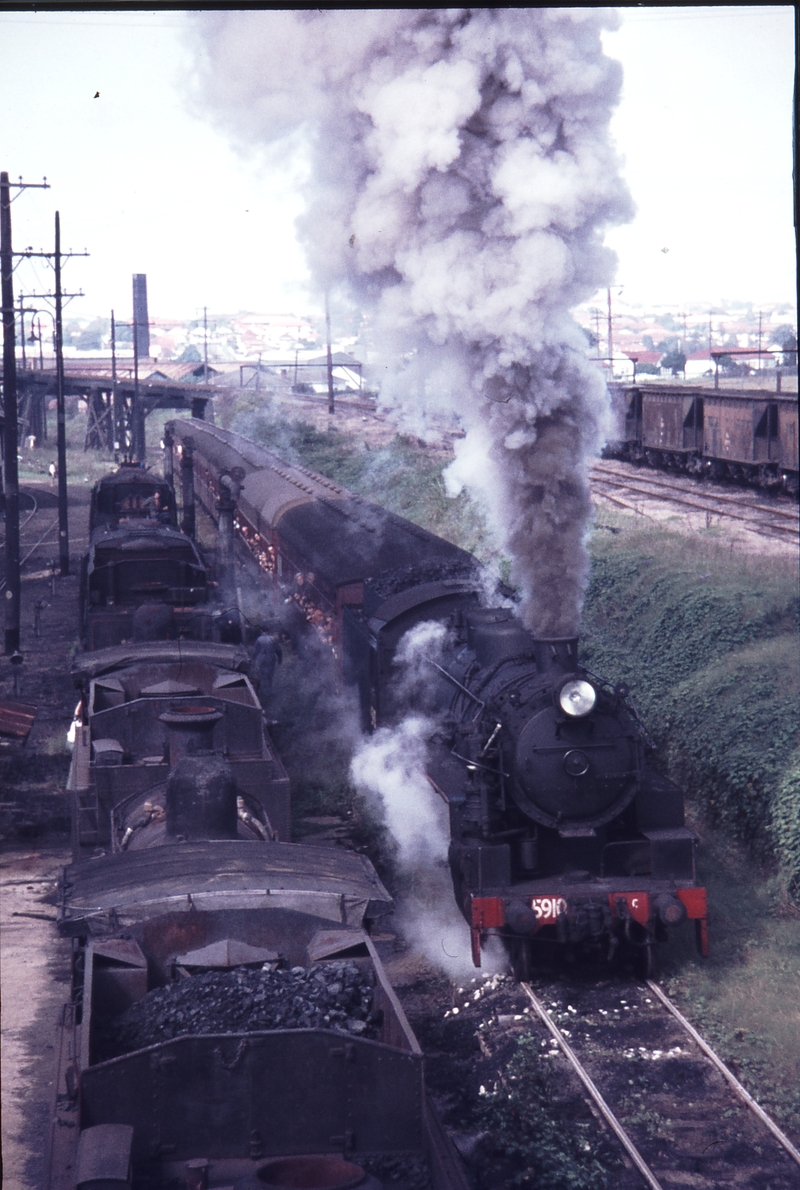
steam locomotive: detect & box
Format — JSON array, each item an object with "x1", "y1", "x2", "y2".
[
  {"x1": 166, "y1": 419, "x2": 708, "y2": 978},
  {"x1": 80, "y1": 466, "x2": 217, "y2": 651},
  {"x1": 52, "y1": 628, "x2": 432, "y2": 1188}
]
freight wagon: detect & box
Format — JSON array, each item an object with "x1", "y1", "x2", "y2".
[{"x1": 611, "y1": 384, "x2": 798, "y2": 494}]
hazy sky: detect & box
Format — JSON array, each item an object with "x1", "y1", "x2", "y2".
[{"x1": 0, "y1": 6, "x2": 795, "y2": 322}]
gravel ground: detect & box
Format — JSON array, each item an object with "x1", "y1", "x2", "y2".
[{"x1": 0, "y1": 846, "x2": 72, "y2": 1190}]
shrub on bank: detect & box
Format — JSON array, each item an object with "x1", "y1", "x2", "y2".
[{"x1": 582, "y1": 524, "x2": 800, "y2": 898}]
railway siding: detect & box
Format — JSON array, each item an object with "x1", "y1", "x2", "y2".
[
  {"x1": 520, "y1": 979, "x2": 800, "y2": 1189},
  {"x1": 591, "y1": 460, "x2": 799, "y2": 552}
]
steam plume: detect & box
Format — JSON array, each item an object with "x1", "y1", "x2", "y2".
[
  {"x1": 191, "y1": 9, "x2": 632, "y2": 635},
  {"x1": 350, "y1": 624, "x2": 505, "y2": 978}
]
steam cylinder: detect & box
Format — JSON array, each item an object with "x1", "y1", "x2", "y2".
[{"x1": 165, "y1": 754, "x2": 238, "y2": 840}]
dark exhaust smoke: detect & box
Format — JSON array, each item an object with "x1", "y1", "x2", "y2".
[{"x1": 190, "y1": 9, "x2": 632, "y2": 635}]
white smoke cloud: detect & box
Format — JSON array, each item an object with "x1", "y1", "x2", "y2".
[
  {"x1": 349, "y1": 622, "x2": 506, "y2": 979},
  {"x1": 190, "y1": 8, "x2": 632, "y2": 636},
  {"x1": 351, "y1": 712, "x2": 505, "y2": 980}
]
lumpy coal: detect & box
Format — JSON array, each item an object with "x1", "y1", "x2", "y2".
[{"x1": 97, "y1": 962, "x2": 381, "y2": 1060}]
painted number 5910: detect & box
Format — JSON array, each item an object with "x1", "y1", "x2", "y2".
[{"x1": 531, "y1": 896, "x2": 568, "y2": 921}]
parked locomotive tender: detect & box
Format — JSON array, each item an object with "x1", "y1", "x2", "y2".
[
  {"x1": 608, "y1": 383, "x2": 799, "y2": 495},
  {"x1": 48, "y1": 494, "x2": 461, "y2": 1187},
  {"x1": 166, "y1": 419, "x2": 708, "y2": 978},
  {"x1": 52, "y1": 684, "x2": 435, "y2": 1188},
  {"x1": 81, "y1": 466, "x2": 213, "y2": 652}
]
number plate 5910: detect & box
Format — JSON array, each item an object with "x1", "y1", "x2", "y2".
[{"x1": 531, "y1": 896, "x2": 567, "y2": 922}]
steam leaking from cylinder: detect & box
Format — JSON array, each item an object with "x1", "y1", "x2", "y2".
[{"x1": 190, "y1": 9, "x2": 632, "y2": 635}]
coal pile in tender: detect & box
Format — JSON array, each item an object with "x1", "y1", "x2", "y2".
[{"x1": 98, "y1": 962, "x2": 381, "y2": 1060}]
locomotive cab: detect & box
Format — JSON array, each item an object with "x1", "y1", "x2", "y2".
[{"x1": 89, "y1": 465, "x2": 177, "y2": 531}]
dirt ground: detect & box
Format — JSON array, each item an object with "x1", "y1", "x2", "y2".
[
  {"x1": 1, "y1": 478, "x2": 90, "y2": 1188},
  {"x1": 0, "y1": 846, "x2": 72, "y2": 1189}
]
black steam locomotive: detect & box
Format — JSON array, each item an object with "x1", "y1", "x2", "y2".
[
  {"x1": 166, "y1": 420, "x2": 708, "y2": 978},
  {"x1": 81, "y1": 466, "x2": 214, "y2": 651},
  {"x1": 393, "y1": 603, "x2": 704, "y2": 978}
]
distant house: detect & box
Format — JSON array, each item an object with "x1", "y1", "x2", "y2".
[
  {"x1": 623, "y1": 350, "x2": 664, "y2": 375},
  {"x1": 624, "y1": 350, "x2": 663, "y2": 367},
  {"x1": 142, "y1": 362, "x2": 221, "y2": 383},
  {"x1": 684, "y1": 351, "x2": 715, "y2": 379}
]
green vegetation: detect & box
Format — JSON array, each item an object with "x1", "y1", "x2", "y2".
[
  {"x1": 581, "y1": 518, "x2": 800, "y2": 899},
  {"x1": 659, "y1": 824, "x2": 800, "y2": 1134},
  {"x1": 231, "y1": 403, "x2": 489, "y2": 557},
  {"x1": 475, "y1": 1034, "x2": 619, "y2": 1188}
]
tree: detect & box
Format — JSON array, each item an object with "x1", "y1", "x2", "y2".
[
  {"x1": 770, "y1": 325, "x2": 797, "y2": 368},
  {"x1": 659, "y1": 349, "x2": 686, "y2": 376},
  {"x1": 75, "y1": 329, "x2": 103, "y2": 351}
]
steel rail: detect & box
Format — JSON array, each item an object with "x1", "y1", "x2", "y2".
[
  {"x1": 593, "y1": 462, "x2": 800, "y2": 521},
  {"x1": 590, "y1": 485, "x2": 652, "y2": 518},
  {"x1": 591, "y1": 476, "x2": 798, "y2": 541},
  {"x1": 591, "y1": 473, "x2": 794, "y2": 527},
  {"x1": 645, "y1": 980, "x2": 800, "y2": 1169},
  {"x1": 592, "y1": 465, "x2": 800, "y2": 525},
  {"x1": 521, "y1": 982, "x2": 665, "y2": 1190},
  {"x1": 0, "y1": 517, "x2": 59, "y2": 592},
  {"x1": 0, "y1": 489, "x2": 38, "y2": 548},
  {"x1": 20, "y1": 488, "x2": 39, "y2": 531}
]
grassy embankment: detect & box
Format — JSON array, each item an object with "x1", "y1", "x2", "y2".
[
  {"x1": 582, "y1": 511, "x2": 800, "y2": 1134},
  {"x1": 240, "y1": 409, "x2": 800, "y2": 1137}
]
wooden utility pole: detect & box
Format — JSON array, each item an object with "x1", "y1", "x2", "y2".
[
  {"x1": 325, "y1": 293, "x2": 334, "y2": 415},
  {"x1": 54, "y1": 211, "x2": 70, "y2": 575},
  {"x1": 1, "y1": 171, "x2": 21, "y2": 652},
  {"x1": 1, "y1": 171, "x2": 49, "y2": 653}
]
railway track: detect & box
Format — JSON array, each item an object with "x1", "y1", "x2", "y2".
[
  {"x1": 0, "y1": 483, "x2": 90, "y2": 590},
  {"x1": 591, "y1": 460, "x2": 799, "y2": 545},
  {"x1": 0, "y1": 487, "x2": 40, "y2": 543},
  {"x1": 518, "y1": 977, "x2": 800, "y2": 1189}
]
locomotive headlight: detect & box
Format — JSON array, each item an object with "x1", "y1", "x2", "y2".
[{"x1": 558, "y1": 679, "x2": 596, "y2": 718}]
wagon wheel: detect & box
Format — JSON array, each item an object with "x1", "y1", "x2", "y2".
[
  {"x1": 508, "y1": 936, "x2": 533, "y2": 982},
  {"x1": 635, "y1": 935, "x2": 658, "y2": 981}
]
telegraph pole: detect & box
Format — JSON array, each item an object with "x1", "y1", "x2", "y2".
[
  {"x1": 606, "y1": 287, "x2": 613, "y2": 379},
  {"x1": 325, "y1": 292, "x2": 335, "y2": 415},
  {"x1": 1, "y1": 172, "x2": 21, "y2": 652},
  {"x1": 54, "y1": 211, "x2": 70, "y2": 575},
  {"x1": 1, "y1": 171, "x2": 49, "y2": 654}
]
